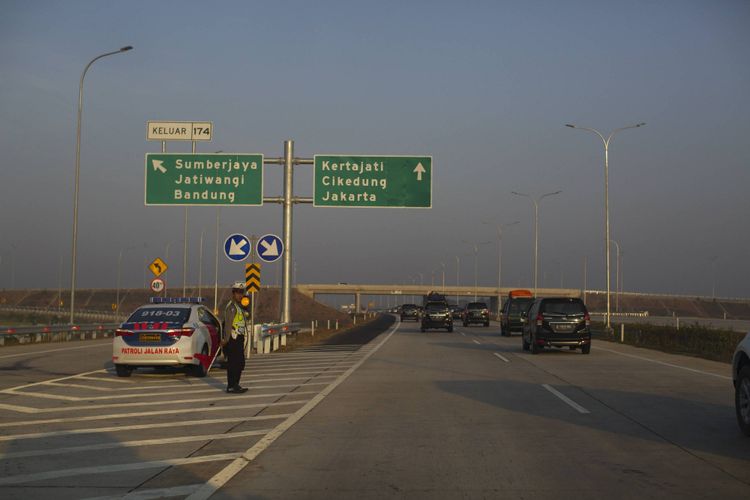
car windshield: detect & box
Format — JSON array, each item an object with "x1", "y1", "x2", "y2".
[
  {"x1": 541, "y1": 300, "x2": 586, "y2": 316},
  {"x1": 426, "y1": 303, "x2": 448, "y2": 312},
  {"x1": 127, "y1": 307, "x2": 190, "y2": 323},
  {"x1": 509, "y1": 299, "x2": 533, "y2": 314},
  {"x1": 467, "y1": 303, "x2": 487, "y2": 310}
]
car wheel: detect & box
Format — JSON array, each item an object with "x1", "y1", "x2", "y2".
[
  {"x1": 522, "y1": 335, "x2": 530, "y2": 351},
  {"x1": 736, "y1": 366, "x2": 750, "y2": 436},
  {"x1": 531, "y1": 334, "x2": 541, "y2": 354},
  {"x1": 448, "y1": 325, "x2": 453, "y2": 333},
  {"x1": 115, "y1": 364, "x2": 132, "y2": 377},
  {"x1": 193, "y1": 344, "x2": 209, "y2": 377},
  {"x1": 569, "y1": 346, "x2": 576, "y2": 351},
  {"x1": 484, "y1": 321, "x2": 490, "y2": 327},
  {"x1": 581, "y1": 343, "x2": 591, "y2": 355}
]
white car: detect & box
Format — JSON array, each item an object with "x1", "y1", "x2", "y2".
[
  {"x1": 113, "y1": 298, "x2": 221, "y2": 377},
  {"x1": 733, "y1": 332, "x2": 750, "y2": 436}
]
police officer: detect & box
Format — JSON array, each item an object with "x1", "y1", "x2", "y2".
[{"x1": 222, "y1": 281, "x2": 250, "y2": 393}]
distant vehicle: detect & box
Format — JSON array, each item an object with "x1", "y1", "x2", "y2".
[
  {"x1": 113, "y1": 298, "x2": 221, "y2": 377},
  {"x1": 462, "y1": 302, "x2": 490, "y2": 327},
  {"x1": 400, "y1": 304, "x2": 421, "y2": 322},
  {"x1": 733, "y1": 333, "x2": 750, "y2": 436},
  {"x1": 421, "y1": 301, "x2": 453, "y2": 332},
  {"x1": 450, "y1": 305, "x2": 463, "y2": 319},
  {"x1": 423, "y1": 291, "x2": 448, "y2": 306},
  {"x1": 521, "y1": 297, "x2": 591, "y2": 354},
  {"x1": 500, "y1": 289, "x2": 534, "y2": 336}
]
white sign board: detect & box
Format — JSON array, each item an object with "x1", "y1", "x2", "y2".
[{"x1": 147, "y1": 121, "x2": 213, "y2": 141}]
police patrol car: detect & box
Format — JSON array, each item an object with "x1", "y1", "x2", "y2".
[{"x1": 113, "y1": 297, "x2": 221, "y2": 377}]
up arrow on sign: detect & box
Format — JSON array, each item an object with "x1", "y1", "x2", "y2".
[{"x1": 413, "y1": 162, "x2": 426, "y2": 181}]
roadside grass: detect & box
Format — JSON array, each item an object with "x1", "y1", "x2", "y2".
[{"x1": 592, "y1": 322, "x2": 746, "y2": 363}]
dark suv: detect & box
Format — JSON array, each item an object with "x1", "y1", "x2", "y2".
[
  {"x1": 501, "y1": 292, "x2": 534, "y2": 336},
  {"x1": 462, "y1": 302, "x2": 490, "y2": 327},
  {"x1": 421, "y1": 302, "x2": 453, "y2": 332},
  {"x1": 400, "y1": 304, "x2": 420, "y2": 322},
  {"x1": 521, "y1": 297, "x2": 591, "y2": 354}
]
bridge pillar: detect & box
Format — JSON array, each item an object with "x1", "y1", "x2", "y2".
[{"x1": 355, "y1": 293, "x2": 361, "y2": 313}]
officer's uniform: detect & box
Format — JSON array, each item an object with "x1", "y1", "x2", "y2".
[{"x1": 222, "y1": 293, "x2": 250, "y2": 393}]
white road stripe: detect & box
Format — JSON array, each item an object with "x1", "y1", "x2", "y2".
[
  {"x1": 0, "y1": 429, "x2": 272, "y2": 459},
  {"x1": 0, "y1": 390, "x2": 318, "y2": 414},
  {"x1": 473, "y1": 339, "x2": 481, "y2": 345},
  {"x1": 593, "y1": 345, "x2": 732, "y2": 381},
  {"x1": 84, "y1": 483, "x2": 203, "y2": 500},
  {"x1": 0, "y1": 413, "x2": 292, "y2": 442},
  {"x1": 0, "y1": 399, "x2": 307, "y2": 428},
  {"x1": 493, "y1": 352, "x2": 510, "y2": 363},
  {"x1": 0, "y1": 452, "x2": 241, "y2": 486},
  {"x1": 13, "y1": 381, "x2": 329, "y2": 402},
  {"x1": 542, "y1": 384, "x2": 590, "y2": 414},
  {"x1": 187, "y1": 321, "x2": 400, "y2": 500},
  {"x1": 0, "y1": 369, "x2": 108, "y2": 393},
  {"x1": 460, "y1": 332, "x2": 466, "y2": 337},
  {"x1": 0, "y1": 342, "x2": 110, "y2": 360}
]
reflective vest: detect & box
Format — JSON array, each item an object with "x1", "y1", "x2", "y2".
[{"x1": 230, "y1": 302, "x2": 247, "y2": 339}]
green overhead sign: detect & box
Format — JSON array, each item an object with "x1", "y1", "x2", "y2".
[
  {"x1": 313, "y1": 155, "x2": 432, "y2": 208},
  {"x1": 145, "y1": 153, "x2": 263, "y2": 206}
]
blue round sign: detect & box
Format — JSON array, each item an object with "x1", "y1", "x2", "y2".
[
  {"x1": 256, "y1": 234, "x2": 284, "y2": 263},
  {"x1": 224, "y1": 233, "x2": 251, "y2": 262}
]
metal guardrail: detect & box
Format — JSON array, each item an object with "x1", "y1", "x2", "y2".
[
  {"x1": 253, "y1": 322, "x2": 300, "y2": 354},
  {"x1": 0, "y1": 323, "x2": 120, "y2": 346}
]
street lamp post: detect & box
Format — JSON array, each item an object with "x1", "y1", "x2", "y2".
[
  {"x1": 455, "y1": 255, "x2": 460, "y2": 305},
  {"x1": 566, "y1": 122, "x2": 645, "y2": 330},
  {"x1": 463, "y1": 241, "x2": 491, "y2": 302},
  {"x1": 511, "y1": 191, "x2": 561, "y2": 296},
  {"x1": 69, "y1": 46, "x2": 132, "y2": 324},
  {"x1": 483, "y1": 220, "x2": 519, "y2": 317},
  {"x1": 609, "y1": 239, "x2": 621, "y2": 312}
]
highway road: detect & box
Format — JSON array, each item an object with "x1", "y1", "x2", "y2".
[{"x1": 0, "y1": 317, "x2": 748, "y2": 499}]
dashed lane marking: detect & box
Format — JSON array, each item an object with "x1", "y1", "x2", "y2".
[
  {"x1": 542, "y1": 384, "x2": 590, "y2": 414},
  {"x1": 493, "y1": 352, "x2": 510, "y2": 363},
  {"x1": 473, "y1": 339, "x2": 481, "y2": 345}
]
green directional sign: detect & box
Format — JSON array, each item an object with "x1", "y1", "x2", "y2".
[
  {"x1": 145, "y1": 153, "x2": 263, "y2": 206},
  {"x1": 314, "y1": 155, "x2": 432, "y2": 208}
]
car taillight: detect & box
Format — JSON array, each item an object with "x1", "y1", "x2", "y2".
[
  {"x1": 115, "y1": 329, "x2": 133, "y2": 337},
  {"x1": 167, "y1": 327, "x2": 194, "y2": 337},
  {"x1": 584, "y1": 313, "x2": 590, "y2": 326},
  {"x1": 536, "y1": 314, "x2": 544, "y2": 326}
]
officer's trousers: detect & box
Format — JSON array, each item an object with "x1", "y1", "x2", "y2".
[{"x1": 225, "y1": 335, "x2": 246, "y2": 388}]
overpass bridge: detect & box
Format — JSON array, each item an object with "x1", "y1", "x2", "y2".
[{"x1": 295, "y1": 284, "x2": 582, "y2": 312}]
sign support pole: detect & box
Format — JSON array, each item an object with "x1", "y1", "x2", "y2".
[{"x1": 280, "y1": 140, "x2": 294, "y2": 324}]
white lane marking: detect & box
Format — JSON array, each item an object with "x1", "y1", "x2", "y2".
[
  {"x1": 460, "y1": 332, "x2": 466, "y2": 337},
  {"x1": 0, "y1": 413, "x2": 292, "y2": 443},
  {"x1": 542, "y1": 384, "x2": 590, "y2": 414},
  {"x1": 0, "y1": 390, "x2": 318, "y2": 414},
  {"x1": 473, "y1": 339, "x2": 481, "y2": 345},
  {"x1": 0, "y1": 400, "x2": 306, "y2": 428},
  {"x1": 187, "y1": 321, "x2": 401, "y2": 500},
  {"x1": 593, "y1": 345, "x2": 732, "y2": 381},
  {"x1": 9, "y1": 381, "x2": 329, "y2": 402},
  {"x1": 0, "y1": 342, "x2": 110, "y2": 360},
  {"x1": 84, "y1": 483, "x2": 203, "y2": 500},
  {"x1": 0, "y1": 452, "x2": 241, "y2": 486},
  {"x1": 0, "y1": 369, "x2": 108, "y2": 394},
  {"x1": 0, "y1": 429, "x2": 272, "y2": 459},
  {"x1": 493, "y1": 352, "x2": 510, "y2": 363}
]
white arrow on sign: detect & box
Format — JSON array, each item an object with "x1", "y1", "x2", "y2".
[
  {"x1": 229, "y1": 238, "x2": 248, "y2": 256},
  {"x1": 260, "y1": 239, "x2": 279, "y2": 257},
  {"x1": 413, "y1": 162, "x2": 426, "y2": 181},
  {"x1": 152, "y1": 159, "x2": 167, "y2": 173}
]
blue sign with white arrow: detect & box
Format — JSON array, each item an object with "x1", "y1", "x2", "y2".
[
  {"x1": 256, "y1": 234, "x2": 284, "y2": 263},
  {"x1": 224, "y1": 233, "x2": 251, "y2": 262}
]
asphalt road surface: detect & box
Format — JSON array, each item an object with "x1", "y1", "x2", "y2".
[{"x1": 0, "y1": 317, "x2": 748, "y2": 499}]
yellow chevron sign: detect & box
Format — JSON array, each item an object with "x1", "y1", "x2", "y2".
[{"x1": 245, "y1": 263, "x2": 261, "y2": 293}]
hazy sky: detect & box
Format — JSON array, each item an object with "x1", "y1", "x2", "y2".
[{"x1": 1, "y1": 0, "x2": 749, "y2": 298}]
